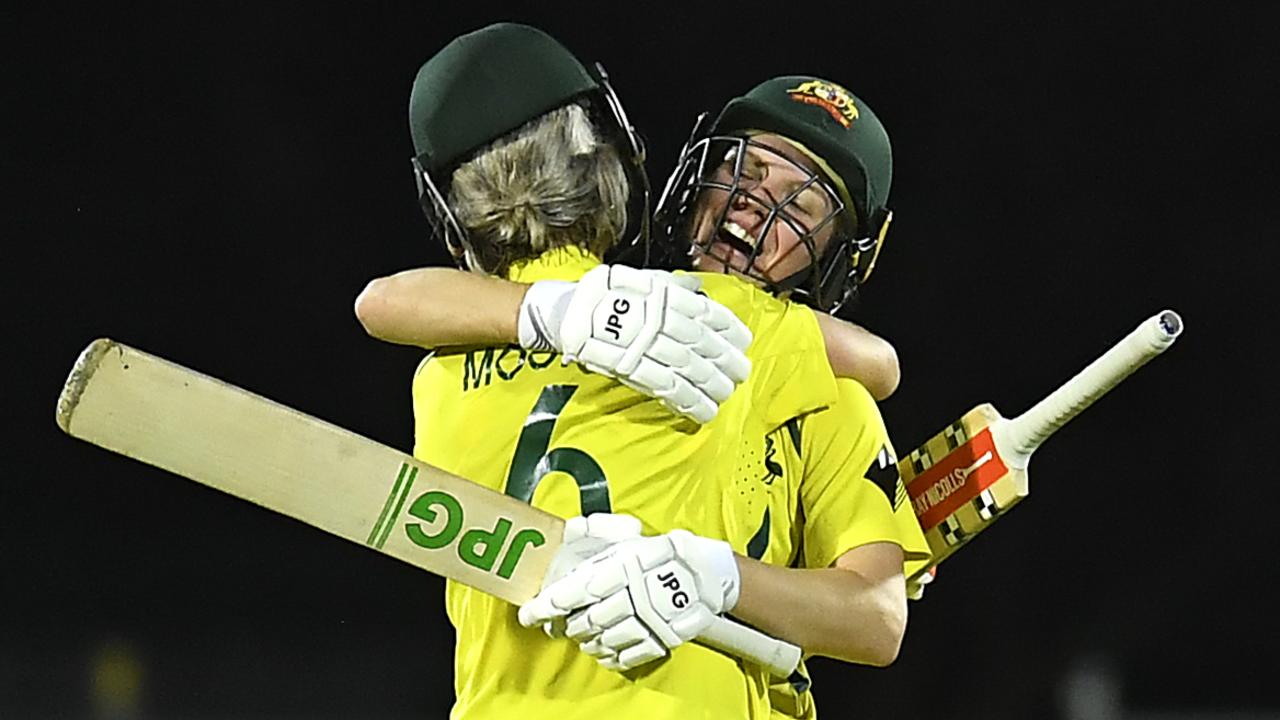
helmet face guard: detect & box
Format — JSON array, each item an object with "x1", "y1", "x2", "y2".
[
  {"x1": 411, "y1": 153, "x2": 470, "y2": 266},
  {"x1": 654, "y1": 131, "x2": 888, "y2": 314},
  {"x1": 410, "y1": 63, "x2": 649, "y2": 274}
]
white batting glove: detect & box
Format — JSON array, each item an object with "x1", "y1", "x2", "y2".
[
  {"x1": 516, "y1": 264, "x2": 752, "y2": 423},
  {"x1": 517, "y1": 529, "x2": 740, "y2": 672},
  {"x1": 536, "y1": 513, "x2": 644, "y2": 638}
]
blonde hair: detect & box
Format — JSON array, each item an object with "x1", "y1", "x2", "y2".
[{"x1": 448, "y1": 103, "x2": 629, "y2": 276}]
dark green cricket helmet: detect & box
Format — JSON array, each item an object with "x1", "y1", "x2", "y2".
[{"x1": 407, "y1": 22, "x2": 647, "y2": 270}]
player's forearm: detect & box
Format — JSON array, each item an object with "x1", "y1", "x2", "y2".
[
  {"x1": 354, "y1": 268, "x2": 525, "y2": 348},
  {"x1": 814, "y1": 313, "x2": 901, "y2": 400},
  {"x1": 731, "y1": 552, "x2": 907, "y2": 666}
]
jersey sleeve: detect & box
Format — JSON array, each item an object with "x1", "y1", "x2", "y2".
[
  {"x1": 798, "y1": 379, "x2": 931, "y2": 573},
  {"x1": 749, "y1": 300, "x2": 839, "y2": 428},
  {"x1": 691, "y1": 273, "x2": 837, "y2": 428}
]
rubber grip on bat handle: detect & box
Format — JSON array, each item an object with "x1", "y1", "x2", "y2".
[
  {"x1": 697, "y1": 615, "x2": 802, "y2": 678},
  {"x1": 997, "y1": 309, "x2": 1182, "y2": 468}
]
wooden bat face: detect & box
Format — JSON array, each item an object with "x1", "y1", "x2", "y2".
[
  {"x1": 899, "y1": 404, "x2": 1031, "y2": 580},
  {"x1": 57, "y1": 339, "x2": 566, "y2": 605}
]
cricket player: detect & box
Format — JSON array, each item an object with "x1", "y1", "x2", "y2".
[
  {"x1": 355, "y1": 23, "x2": 925, "y2": 719},
  {"x1": 517, "y1": 77, "x2": 932, "y2": 719}
]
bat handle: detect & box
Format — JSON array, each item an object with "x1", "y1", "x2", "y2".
[
  {"x1": 697, "y1": 615, "x2": 802, "y2": 679},
  {"x1": 996, "y1": 309, "x2": 1183, "y2": 469}
]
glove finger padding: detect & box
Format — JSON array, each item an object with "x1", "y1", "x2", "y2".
[
  {"x1": 658, "y1": 307, "x2": 703, "y2": 345},
  {"x1": 658, "y1": 310, "x2": 751, "y2": 387},
  {"x1": 622, "y1": 356, "x2": 716, "y2": 422},
  {"x1": 642, "y1": 333, "x2": 692, "y2": 374},
  {"x1": 664, "y1": 374, "x2": 716, "y2": 425},
  {"x1": 518, "y1": 523, "x2": 640, "y2": 629},
  {"x1": 636, "y1": 367, "x2": 714, "y2": 424},
  {"x1": 645, "y1": 346, "x2": 732, "y2": 409},
  {"x1": 564, "y1": 589, "x2": 636, "y2": 641},
  {"x1": 646, "y1": 336, "x2": 727, "y2": 394},
  {"x1": 575, "y1": 338, "x2": 629, "y2": 377},
  {"x1": 573, "y1": 617, "x2": 669, "y2": 670},
  {"x1": 686, "y1": 326, "x2": 752, "y2": 386},
  {"x1": 542, "y1": 513, "x2": 644, "y2": 589},
  {"x1": 614, "y1": 638, "x2": 669, "y2": 670},
  {"x1": 664, "y1": 284, "x2": 752, "y2": 373},
  {"x1": 519, "y1": 565, "x2": 619, "y2": 630},
  {"x1": 699, "y1": 303, "x2": 753, "y2": 359},
  {"x1": 578, "y1": 634, "x2": 612, "y2": 659},
  {"x1": 598, "y1": 616, "x2": 653, "y2": 650},
  {"x1": 581, "y1": 340, "x2": 722, "y2": 420}
]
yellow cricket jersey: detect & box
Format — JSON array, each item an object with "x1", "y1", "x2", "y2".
[
  {"x1": 411, "y1": 247, "x2": 838, "y2": 720},
  {"x1": 746, "y1": 379, "x2": 932, "y2": 720}
]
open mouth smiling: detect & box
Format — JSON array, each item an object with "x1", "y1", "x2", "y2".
[{"x1": 703, "y1": 220, "x2": 767, "y2": 274}]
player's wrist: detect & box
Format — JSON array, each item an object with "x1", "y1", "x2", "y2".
[{"x1": 517, "y1": 279, "x2": 576, "y2": 353}]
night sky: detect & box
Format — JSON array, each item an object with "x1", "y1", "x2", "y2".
[{"x1": 7, "y1": 4, "x2": 1276, "y2": 718}]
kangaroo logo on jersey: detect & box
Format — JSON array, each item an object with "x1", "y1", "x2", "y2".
[
  {"x1": 786, "y1": 80, "x2": 860, "y2": 127},
  {"x1": 759, "y1": 435, "x2": 783, "y2": 485}
]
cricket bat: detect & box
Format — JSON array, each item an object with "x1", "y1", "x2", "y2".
[
  {"x1": 55, "y1": 338, "x2": 802, "y2": 677},
  {"x1": 900, "y1": 310, "x2": 1183, "y2": 586}
]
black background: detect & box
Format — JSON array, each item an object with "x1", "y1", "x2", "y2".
[{"x1": 7, "y1": 3, "x2": 1276, "y2": 718}]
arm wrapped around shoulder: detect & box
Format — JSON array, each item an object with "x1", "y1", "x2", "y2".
[{"x1": 517, "y1": 264, "x2": 753, "y2": 423}]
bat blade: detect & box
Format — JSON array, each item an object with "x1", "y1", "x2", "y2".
[
  {"x1": 901, "y1": 310, "x2": 1183, "y2": 584},
  {"x1": 57, "y1": 338, "x2": 564, "y2": 604},
  {"x1": 56, "y1": 338, "x2": 802, "y2": 677}
]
